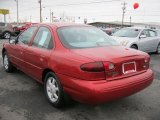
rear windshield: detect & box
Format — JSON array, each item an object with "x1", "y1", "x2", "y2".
[
  {"x1": 57, "y1": 26, "x2": 118, "y2": 49},
  {"x1": 112, "y1": 28, "x2": 140, "y2": 38}
]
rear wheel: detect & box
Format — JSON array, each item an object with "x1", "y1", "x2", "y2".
[
  {"x1": 3, "y1": 52, "x2": 16, "y2": 72},
  {"x1": 156, "y1": 43, "x2": 160, "y2": 54},
  {"x1": 131, "y1": 45, "x2": 138, "y2": 50},
  {"x1": 44, "y1": 72, "x2": 66, "y2": 107},
  {"x1": 3, "y1": 32, "x2": 11, "y2": 39}
]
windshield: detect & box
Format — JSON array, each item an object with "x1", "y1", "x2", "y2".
[
  {"x1": 112, "y1": 28, "x2": 140, "y2": 38},
  {"x1": 57, "y1": 27, "x2": 119, "y2": 49}
]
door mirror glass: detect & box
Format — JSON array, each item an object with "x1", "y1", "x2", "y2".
[{"x1": 140, "y1": 34, "x2": 147, "y2": 39}]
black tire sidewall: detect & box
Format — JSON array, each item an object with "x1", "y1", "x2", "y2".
[
  {"x1": 131, "y1": 45, "x2": 138, "y2": 50},
  {"x1": 3, "y1": 52, "x2": 15, "y2": 72},
  {"x1": 44, "y1": 72, "x2": 64, "y2": 107},
  {"x1": 156, "y1": 43, "x2": 160, "y2": 54}
]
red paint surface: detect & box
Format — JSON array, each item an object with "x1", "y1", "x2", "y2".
[{"x1": 3, "y1": 23, "x2": 154, "y2": 104}]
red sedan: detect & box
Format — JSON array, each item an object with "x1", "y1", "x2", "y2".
[{"x1": 2, "y1": 23, "x2": 153, "y2": 107}]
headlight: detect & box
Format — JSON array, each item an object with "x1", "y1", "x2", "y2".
[{"x1": 120, "y1": 41, "x2": 129, "y2": 46}]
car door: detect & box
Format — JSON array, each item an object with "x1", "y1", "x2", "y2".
[
  {"x1": 23, "y1": 26, "x2": 53, "y2": 81},
  {"x1": 8, "y1": 26, "x2": 37, "y2": 70},
  {"x1": 148, "y1": 30, "x2": 159, "y2": 52},
  {"x1": 138, "y1": 29, "x2": 152, "y2": 52}
]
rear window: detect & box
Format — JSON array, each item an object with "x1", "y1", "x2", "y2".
[{"x1": 57, "y1": 26, "x2": 118, "y2": 49}]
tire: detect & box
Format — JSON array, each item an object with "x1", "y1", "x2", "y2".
[
  {"x1": 156, "y1": 43, "x2": 160, "y2": 54},
  {"x1": 3, "y1": 31, "x2": 11, "y2": 39},
  {"x1": 131, "y1": 45, "x2": 138, "y2": 50},
  {"x1": 44, "y1": 72, "x2": 66, "y2": 107},
  {"x1": 3, "y1": 52, "x2": 16, "y2": 72}
]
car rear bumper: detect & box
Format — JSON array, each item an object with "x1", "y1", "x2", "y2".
[{"x1": 57, "y1": 69, "x2": 154, "y2": 104}]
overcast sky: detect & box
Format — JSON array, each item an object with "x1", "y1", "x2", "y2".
[{"x1": 0, "y1": 0, "x2": 160, "y2": 23}]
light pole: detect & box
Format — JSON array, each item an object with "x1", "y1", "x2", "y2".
[
  {"x1": 14, "y1": 0, "x2": 19, "y2": 23},
  {"x1": 121, "y1": 1, "x2": 127, "y2": 28},
  {"x1": 38, "y1": 0, "x2": 42, "y2": 23}
]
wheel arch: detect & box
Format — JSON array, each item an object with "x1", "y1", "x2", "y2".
[
  {"x1": 130, "y1": 44, "x2": 138, "y2": 49},
  {"x1": 2, "y1": 48, "x2": 6, "y2": 58},
  {"x1": 42, "y1": 68, "x2": 55, "y2": 83}
]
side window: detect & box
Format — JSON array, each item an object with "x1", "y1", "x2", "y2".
[
  {"x1": 18, "y1": 27, "x2": 37, "y2": 45},
  {"x1": 32, "y1": 27, "x2": 53, "y2": 49},
  {"x1": 148, "y1": 30, "x2": 157, "y2": 37},
  {"x1": 141, "y1": 30, "x2": 150, "y2": 37}
]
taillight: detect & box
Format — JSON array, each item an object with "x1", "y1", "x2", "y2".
[
  {"x1": 103, "y1": 62, "x2": 115, "y2": 71},
  {"x1": 80, "y1": 62, "x2": 104, "y2": 72},
  {"x1": 143, "y1": 56, "x2": 150, "y2": 69},
  {"x1": 80, "y1": 61, "x2": 119, "y2": 80},
  {"x1": 104, "y1": 62, "x2": 119, "y2": 79}
]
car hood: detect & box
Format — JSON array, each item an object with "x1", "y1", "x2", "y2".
[
  {"x1": 71, "y1": 46, "x2": 145, "y2": 62},
  {"x1": 111, "y1": 36, "x2": 136, "y2": 43}
]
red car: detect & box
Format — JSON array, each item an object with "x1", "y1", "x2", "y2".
[
  {"x1": 14, "y1": 22, "x2": 35, "y2": 35},
  {"x1": 2, "y1": 23, "x2": 153, "y2": 107}
]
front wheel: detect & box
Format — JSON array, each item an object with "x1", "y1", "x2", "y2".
[
  {"x1": 3, "y1": 32, "x2": 11, "y2": 39},
  {"x1": 156, "y1": 43, "x2": 160, "y2": 54},
  {"x1": 3, "y1": 52, "x2": 16, "y2": 72},
  {"x1": 44, "y1": 72, "x2": 65, "y2": 107}
]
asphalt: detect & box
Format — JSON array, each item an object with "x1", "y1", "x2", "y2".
[{"x1": 0, "y1": 39, "x2": 160, "y2": 120}]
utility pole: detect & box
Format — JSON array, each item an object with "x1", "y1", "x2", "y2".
[
  {"x1": 130, "y1": 16, "x2": 131, "y2": 26},
  {"x1": 51, "y1": 12, "x2": 54, "y2": 23},
  {"x1": 50, "y1": 9, "x2": 51, "y2": 23},
  {"x1": 121, "y1": 1, "x2": 127, "y2": 28},
  {"x1": 14, "y1": 0, "x2": 19, "y2": 23},
  {"x1": 38, "y1": 0, "x2": 42, "y2": 23}
]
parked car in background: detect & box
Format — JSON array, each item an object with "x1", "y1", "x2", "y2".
[
  {"x1": 2, "y1": 23, "x2": 153, "y2": 107},
  {"x1": 156, "y1": 29, "x2": 160, "y2": 36},
  {"x1": 102, "y1": 27, "x2": 120, "y2": 35},
  {"x1": 0, "y1": 22, "x2": 14, "y2": 39},
  {"x1": 14, "y1": 22, "x2": 34, "y2": 35},
  {"x1": 111, "y1": 27, "x2": 160, "y2": 54}
]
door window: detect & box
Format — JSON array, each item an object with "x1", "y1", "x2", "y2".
[
  {"x1": 32, "y1": 27, "x2": 53, "y2": 49},
  {"x1": 148, "y1": 30, "x2": 157, "y2": 37},
  {"x1": 18, "y1": 27, "x2": 37, "y2": 45},
  {"x1": 141, "y1": 30, "x2": 150, "y2": 37}
]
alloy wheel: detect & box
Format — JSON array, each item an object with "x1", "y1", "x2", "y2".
[
  {"x1": 46, "y1": 77, "x2": 59, "y2": 103},
  {"x1": 4, "y1": 32, "x2": 11, "y2": 39},
  {"x1": 3, "y1": 54, "x2": 9, "y2": 70}
]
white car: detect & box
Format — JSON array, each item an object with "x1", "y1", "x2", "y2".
[{"x1": 111, "y1": 27, "x2": 160, "y2": 54}]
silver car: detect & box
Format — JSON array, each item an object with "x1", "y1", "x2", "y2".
[{"x1": 111, "y1": 27, "x2": 160, "y2": 54}]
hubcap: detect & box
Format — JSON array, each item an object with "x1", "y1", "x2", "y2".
[
  {"x1": 4, "y1": 32, "x2": 11, "y2": 39},
  {"x1": 157, "y1": 45, "x2": 160, "y2": 54},
  {"x1": 4, "y1": 55, "x2": 9, "y2": 70},
  {"x1": 46, "y1": 77, "x2": 59, "y2": 103}
]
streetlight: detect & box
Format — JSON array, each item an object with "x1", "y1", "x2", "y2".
[
  {"x1": 14, "y1": 0, "x2": 19, "y2": 23},
  {"x1": 38, "y1": 0, "x2": 42, "y2": 23}
]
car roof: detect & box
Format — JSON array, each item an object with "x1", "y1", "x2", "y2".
[{"x1": 33, "y1": 22, "x2": 92, "y2": 28}]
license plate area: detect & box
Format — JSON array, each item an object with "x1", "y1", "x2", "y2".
[{"x1": 122, "y1": 62, "x2": 136, "y2": 74}]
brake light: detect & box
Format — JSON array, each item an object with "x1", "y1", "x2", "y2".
[
  {"x1": 143, "y1": 56, "x2": 150, "y2": 69},
  {"x1": 80, "y1": 62, "x2": 104, "y2": 72}
]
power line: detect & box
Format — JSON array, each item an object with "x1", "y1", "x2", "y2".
[{"x1": 45, "y1": 0, "x2": 121, "y2": 7}]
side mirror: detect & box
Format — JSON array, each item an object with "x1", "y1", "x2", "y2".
[
  {"x1": 9, "y1": 36, "x2": 17, "y2": 44},
  {"x1": 139, "y1": 35, "x2": 147, "y2": 39}
]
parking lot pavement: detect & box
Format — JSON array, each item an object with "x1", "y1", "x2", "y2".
[{"x1": 0, "y1": 39, "x2": 160, "y2": 120}]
